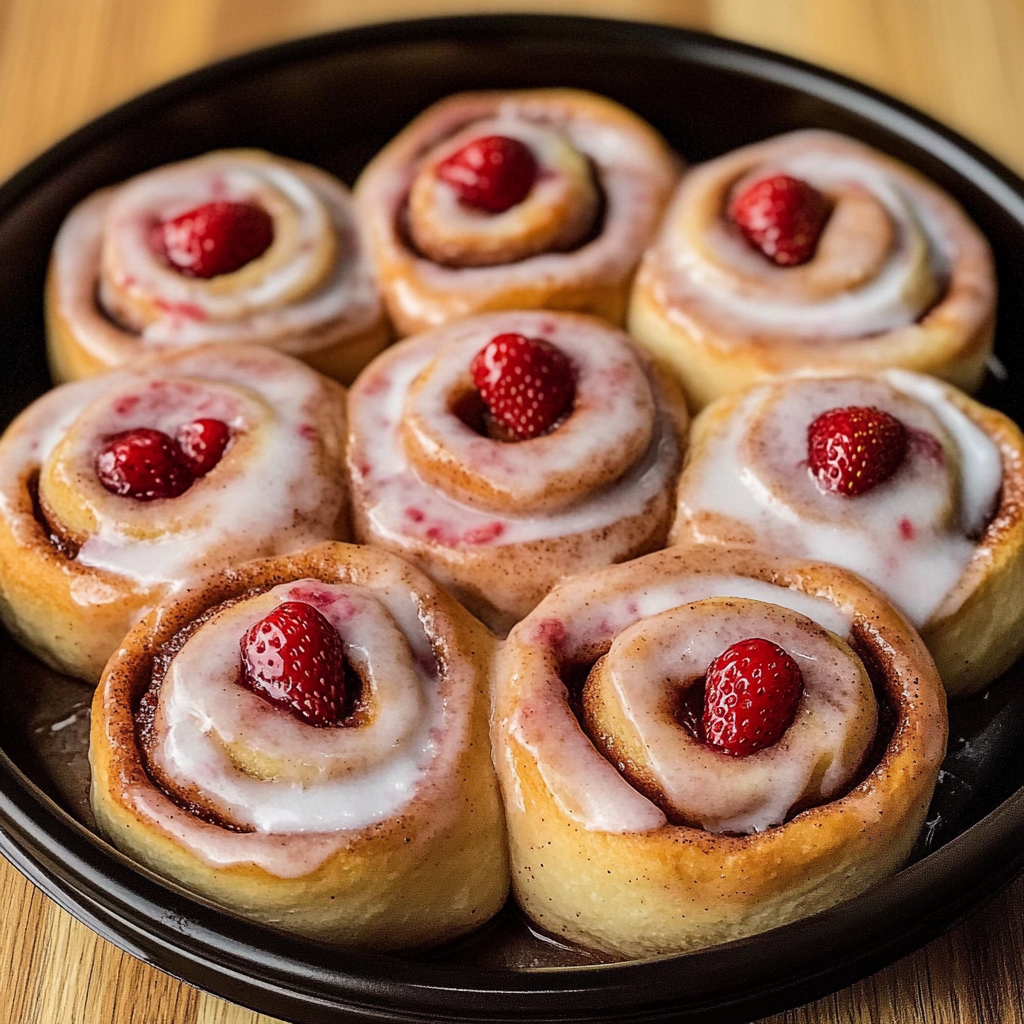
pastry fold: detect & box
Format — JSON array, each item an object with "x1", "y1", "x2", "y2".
[
  {"x1": 628, "y1": 130, "x2": 996, "y2": 410},
  {"x1": 491, "y1": 545, "x2": 946, "y2": 958},
  {"x1": 0, "y1": 344, "x2": 349, "y2": 681},
  {"x1": 90, "y1": 541, "x2": 508, "y2": 949},
  {"x1": 355, "y1": 89, "x2": 679, "y2": 335},
  {"x1": 46, "y1": 149, "x2": 388, "y2": 384},
  {"x1": 347, "y1": 310, "x2": 688, "y2": 633}
]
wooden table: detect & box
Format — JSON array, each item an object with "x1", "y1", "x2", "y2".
[{"x1": 1, "y1": 2, "x2": 1023, "y2": 1022}]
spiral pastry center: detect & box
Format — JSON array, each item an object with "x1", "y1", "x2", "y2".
[
  {"x1": 407, "y1": 117, "x2": 600, "y2": 268},
  {"x1": 580, "y1": 597, "x2": 877, "y2": 834},
  {"x1": 142, "y1": 579, "x2": 439, "y2": 832}
]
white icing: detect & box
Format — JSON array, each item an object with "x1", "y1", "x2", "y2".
[
  {"x1": 677, "y1": 373, "x2": 1002, "y2": 626},
  {"x1": 3, "y1": 346, "x2": 346, "y2": 590},
  {"x1": 355, "y1": 92, "x2": 677, "y2": 324},
  {"x1": 593, "y1": 599, "x2": 876, "y2": 833},
  {"x1": 508, "y1": 571, "x2": 854, "y2": 834},
  {"x1": 351, "y1": 311, "x2": 679, "y2": 546},
  {"x1": 52, "y1": 151, "x2": 381, "y2": 354},
  {"x1": 149, "y1": 580, "x2": 441, "y2": 833}
]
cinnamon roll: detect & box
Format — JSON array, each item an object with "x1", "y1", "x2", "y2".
[
  {"x1": 671, "y1": 371, "x2": 1024, "y2": 696},
  {"x1": 491, "y1": 545, "x2": 946, "y2": 958},
  {"x1": 629, "y1": 131, "x2": 996, "y2": 410},
  {"x1": 90, "y1": 542, "x2": 508, "y2": 948},
  {"x1": 354, "y1": 90, "x2": 679, "y2": 335},
  {"x1": 46, "y1": 149, "x2": 388, "y2": 384},
  {"x1": 347, "y1": 310, "x2": 688, "y2": 633},
  {"x1": 0, "y1": 345, "x2": 348, "y2": 681}
]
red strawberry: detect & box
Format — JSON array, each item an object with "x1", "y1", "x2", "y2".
[
  {"x1": 159, "y1": 200, "x2": 273, "y2": 278},
  {"x1": 703, "y1": 637, "x2": 804, "y2": 757},
  {"x1": 808, "y1": 405, "x2": 909, "y2": 496},
  {"x1": 470, "y1": 332, "x2": 575, "y2": 441},
  {"x1": 436, "y1": 135, "x2": 538, "y2": 214},
  {"x1": 239, "y1": 601, "x2": 346, "y2": 727},
  {"x1": 176, "y1": 418, "x2": 231, "y2": 477},
  {"x1": 730, "y1": 174, "x2": 831, "y2": 266},
  {"x1": 95, "y1": 428, "x2": 194, "y2": 501}
]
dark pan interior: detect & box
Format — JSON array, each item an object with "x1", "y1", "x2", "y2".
[{"x1": 1, "y1": 15, "x2": 1024, "y2": 1024}]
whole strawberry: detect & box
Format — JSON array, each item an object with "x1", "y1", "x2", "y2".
[
  {"x1": 703, "y1": 637, "x2": 803, "y2": 757},
  {"x1": 159, "y1": 200, "x2": 274, "y2": 278},
  {"x1": 437, "y1": 135, "x2": 538, "y2": 214},
  {"x1": 239, "y1": 601, "x2": 346, "y2": 728},
  {"x1": 470, "y1": 333, "x2": 576, "y2": 441},
  {"x1": 95, "y1": 427, "x2": 194, "y2": 501},
  {"x1": 730, "y1": 173, "x2": 831, "y2": 266},
  {"x1": 808, "y1": 405, "x2": 909, "y2": 496},
  {"x1": 176, "y1": 418, "x2": 232, "y2": 477}
]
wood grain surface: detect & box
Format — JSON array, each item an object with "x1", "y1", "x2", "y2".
[{"x1": 1, "y1": 2, "x2": 1023, "y2": 1023}]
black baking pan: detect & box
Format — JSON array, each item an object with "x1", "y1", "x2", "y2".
[{"x1": 1, "y1": 14, "x2": 1024, "y2": 1024}]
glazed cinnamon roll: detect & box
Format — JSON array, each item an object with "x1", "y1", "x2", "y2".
[
  {"x1": 629, "y1": 131, "x2": 996, "y2": 410},
  {"x1": 671, "y1": 371, "x2": 1024, "y2": 696},
  {"x1": 90, "y1": 542, "x2": 508, "y2": 948},
  {"x1": 0, "y1": 345, "x2": 348, "y2": 681},
  {"x1": 46, "y1": 149, "x2": 388, "y2": 384},
  {"x1": 491, "y1": 545, "x2": 946, "y2": 959},
  {"x1": 347, "y1": 310, "x2": 688, "y2": 633},
  {"x1": 354, "y1": 90, "x2": 679, "y2": 335}
]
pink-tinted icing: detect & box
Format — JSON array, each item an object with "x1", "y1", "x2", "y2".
[
  {"x1": 350, "y1": 311, "x2": 679, "y2": 546},
  {"x1": 500, "y1": 572, "x2": 855, "y2": 834},
  {"x1": 593, "y1": 599, "x2": 876, "y2": 833},
  {"x1": 2, "y1": 346, "x2": 346, "y2": 589},
  {"x1": 128, "y1": 577, "x2": 469, "y2": 878},
  {"x1": 647, "y1": 132, "x2": 969, "y2": 342},
  {"x1": 51, "y1": 151, "x2": 381, "y2": 355},
  {"x1": 676, "y1": 372, "x2": 1002, "y2": 627}
]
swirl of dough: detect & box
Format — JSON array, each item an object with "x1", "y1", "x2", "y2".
[
  {"x1": 0, "y1": 344, "x2": 349, "y2": 681},
  {"x1": 491, "y1": 545, "x2": 946, "y2": 958},
  {"x1": 347, "y1": 310, "x2": 688, "y2": 633},
  {"x1": 90, "y1": 543, "x2": 508, "y2": 949},
  {"x1": 671, "y1": 371, "x2": 1024, "y2": 696},
  {"x1": 355, "y1": 89, "x2": 680, "y2": 335},
  {"x1": 46, "y1": 150, "x2": 388, "y2": 384},
  {"x1": 629, "y1": 131, "x2": 996, "y2": 410},
  {"x1": 580, "y1": 597, "x2": 877, "y2": 834}
]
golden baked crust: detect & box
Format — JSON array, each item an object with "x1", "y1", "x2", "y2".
[
  {"x1": 628, "y1": 131, "x2": 996, "y2": 411},
  {"x1": 90, "y1": 541, "x2": 509, "y2": 949},
  {"x1": 491, "y1": 545, "x2": 947, "y2": 958},
  {"x1": 45, "y1": 149, "x2": 389, "y2": 385},
  {"x1": 0, "y1": 344, "x2": 349, "y2": 681},
  {"x1": 354, "y1": 89, "x2": 680, "y2": 336},
  {"x1": 670, "y1": 373, "x2": 1024, "y2": 697}
]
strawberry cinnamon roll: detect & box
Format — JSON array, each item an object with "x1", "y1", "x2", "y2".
[
  {"x1": 672, "y1": 371, "x2": 1024, "y2": 696},
  {"x1": 0, "y1": 345, "x2": 349, "y2": 682},
  {"x1": 46, "y1": 149, "x2": 388, "y2": 384},
  {"x1": 629, "y1": 131, "x2": 996, "y2": 410},
  {"x1": 90, "y1": 542, "x2": 508, "y2": 948},
  {"x1": 492, "y1": 545, "x2": 946, "y2": 958},
  {"x1": 347, "y1": 311, "x2": 688, "y2": 633},
  {"x1": 354, "y1": 90, "x2": 679, "y2": 335}
]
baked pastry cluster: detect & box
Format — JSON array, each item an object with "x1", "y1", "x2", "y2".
[{"x1": 0, "y1": 87, "x2": 1017, "y2": 960}]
